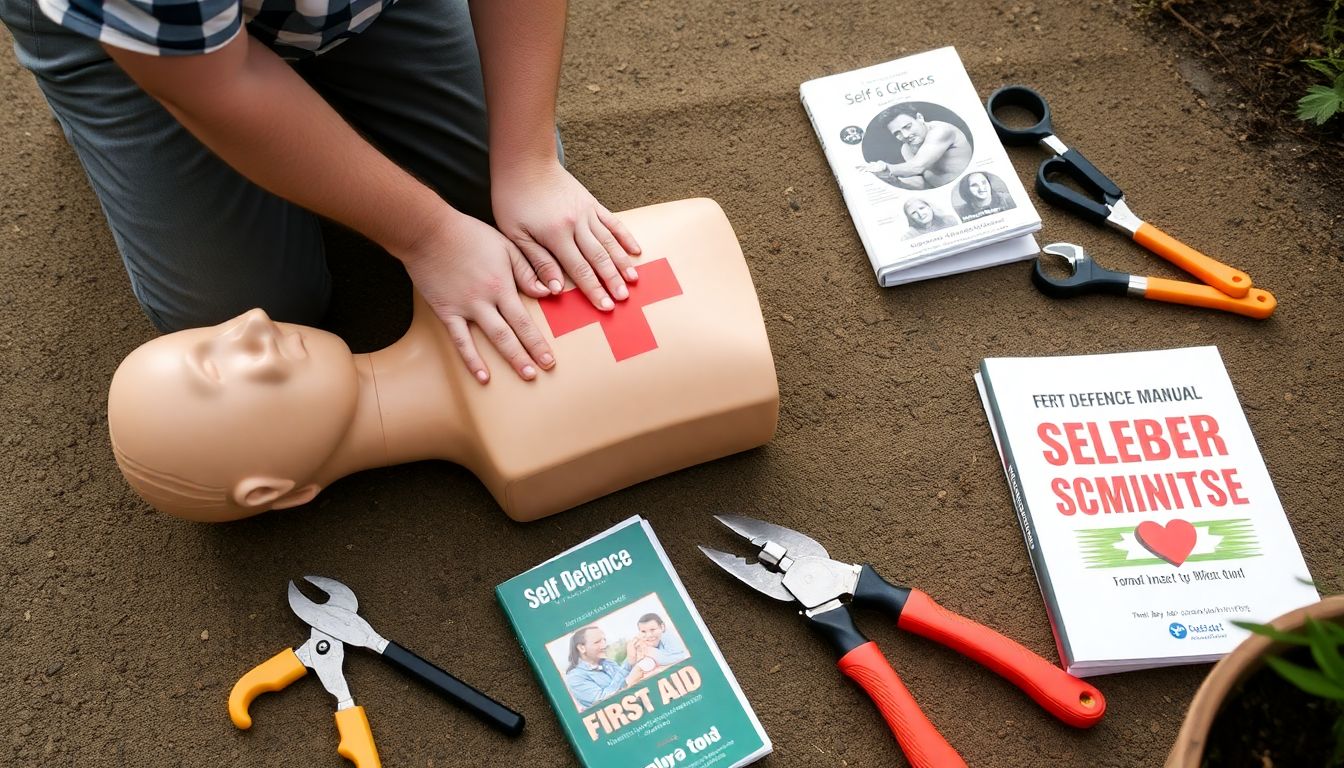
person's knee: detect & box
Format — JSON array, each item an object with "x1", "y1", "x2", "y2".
[{"x1": 130, "y1": 263, "x2": 332, "y2": 333}]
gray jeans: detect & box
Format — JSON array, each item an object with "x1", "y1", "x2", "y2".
[{"x1": 2, "y1": 0, "x2": 502, "y2": 331}]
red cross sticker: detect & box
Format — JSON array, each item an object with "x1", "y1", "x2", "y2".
[{"x1": 539, "y1": 258, "x2": 683, "y2": 361}]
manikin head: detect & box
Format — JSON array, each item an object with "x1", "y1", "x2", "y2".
[
  {"x1": 107, "y1": 309, "x2": 360, "y2": 522},
  {"x1": 637, "y1": 614, "x2": 666, "y2": 646}
]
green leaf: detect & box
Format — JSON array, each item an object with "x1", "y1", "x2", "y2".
[
  {"x1": 1306, "y1": 619, "x2": 1344, "y2": 685},
  {"x1": 1298, "y1": 84, "x2": 1344, "y2": 125},
  {"x1": 1233, "y1": 620, "x2": 1312, "y2": 645},
  {"x1": 1265, "y1": 655, "x2": 1344, "y2": 700},
  {"x1": 1305, "y1": 59, "x2": 1342, "y2": 79}
]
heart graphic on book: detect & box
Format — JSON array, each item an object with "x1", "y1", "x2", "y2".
[{"x1": 1135, "y1": 519, "x2": 1197, "y2": 566}]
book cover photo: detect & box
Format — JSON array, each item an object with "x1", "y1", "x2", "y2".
[
  {"x1": 497, "y1": 516, "x2": 770, "y2": 767},
  {"x1": 800, "y1": 46, "x2": 1041, "y2": 286},
  {"x1": 975, "y1": 346, "x2": 1319, "y2": 675}
]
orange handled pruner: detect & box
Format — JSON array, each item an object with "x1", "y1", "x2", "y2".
[
  {"x1": 1034, "y1": 243, "x2": 1276, "y2": 319},
  {"x1": 700, "y1": 515, "x2": 1105, "y2": 768},
  {"x1": 230, "y1": 623, "x2": 381, "y2": 767},
  {"x1": 987, "y1": 85, "x2": 1265, "y2": 303}
]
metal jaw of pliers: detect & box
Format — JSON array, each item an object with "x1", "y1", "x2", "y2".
[
  {"x1": 701, "y1": 515, "x2": 1105, "y2": 768},
  {"x1": 1034, "y1": 243, "x2": 1276, "y2": 319},
  {"x1": 229, "y1": 577, "x2": 381, "y2": 767},
  {"x1": 229, "y1": 576, "x2": 525, "y2": 767}
]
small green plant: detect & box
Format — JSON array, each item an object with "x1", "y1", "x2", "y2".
[
  {"x1": 1233, "y1": 616, "x2": 1344, "y2": 765},
  {"x1": 1299, "y1": 0, "x2": 1344, "y2": 124}
]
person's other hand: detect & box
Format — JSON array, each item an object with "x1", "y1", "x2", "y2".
[
  {"x1": 492, "y1": 161, "x2": 642, "y2": 312},
  {"x1": 397, "y1": 210, "x2": 555, "y2": 384},
  {"x1": 859, "y1": 161, "x2": 887, "y2": 173}
]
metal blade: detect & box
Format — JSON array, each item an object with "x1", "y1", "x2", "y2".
[
  {"x1": 300, "y1": 575, "x2": 359, "y2": 613},
  {"x1": 698, "y1": 546, "x2": 794, "y2": 602},
  {"x1": 288, "y1": 580, "x2": 387, "y2": 653},
  {"x1": 295, "y1": 629, "x2": 355, "y2": 710},
  {"x1": 714, "y1": 514, "x2": 829, "y2": 560}
]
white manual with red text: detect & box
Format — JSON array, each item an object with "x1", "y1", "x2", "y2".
[{"x1": 975, "y1": 346, "x2": 1317, "y2": 675}]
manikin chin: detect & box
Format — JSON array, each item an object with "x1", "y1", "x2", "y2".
[{"x1": 106, "y1": 199, "x2": 779, "y2": 523}]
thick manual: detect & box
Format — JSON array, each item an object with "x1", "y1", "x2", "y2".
[
  {"x1": 496, "y1": 516, "x2": 770, "y2": 768},
  {"x1": 975, "y1": 346, "x2": 1318, "y2": 675},
  {"x1": 801, "y1": 46, "x2": 1041, "y2": 286}
]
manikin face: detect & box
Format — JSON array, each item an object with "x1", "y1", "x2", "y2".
[
  {"x1": 886, "y1": 113, "x2": 927, "y2": 146},
  {"x1": 638, "y1": 620, "x2": 665, "y2": 646},
  {"x1": 579, "y1": 629, "x2": 609, "y2": 662},
  {"x1": 108, "y1": 309, "x2": 360, "y2": 520},
  {"x1": 967, "y1": 173, "x2": 992, "y2": 203},
  {"x1": 905, "y1": 200, "x2": 934, "y2": 226}
]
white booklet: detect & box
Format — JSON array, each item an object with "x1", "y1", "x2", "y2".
[
  {"x1": 800, "y1": 47, "x2": 1041, "y2": 286},
  {"x1": 975, "y1": 346, "x2": 1318, "y2": 676}
]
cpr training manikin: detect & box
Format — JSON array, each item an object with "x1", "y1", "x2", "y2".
[{"x1": 107, "y1": 198, "x2": 779, "y2": 522}]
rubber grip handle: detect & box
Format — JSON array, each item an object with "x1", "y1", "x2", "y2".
[
  {"x1": 896, "y1": 590, "x2": 1105, "y2": 728},
  {"x1": 335, "y1": 706, "x2": 382, "y2": 768},
  {"x1": 837, "y1": 642, "x2": 967, "y2": 768},
  {"x1": 1144, "y1": 276, "x2": 1276, "y2": 319},
  {"x1": 383, "y1": 641, "x2": 525, "y2": 736},
  {"x1": 228, "y1": 648, "x2": 308, "y2": 729},
  {"x1": 1133, "y1": 223, "x2": 1251, "y2": 297}
]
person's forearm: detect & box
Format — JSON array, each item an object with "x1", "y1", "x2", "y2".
[
  {"x1": 882, "y1": 158, "x2": 928, "y2": 176},
  {"x1": 107, "y1": 36, "x2": 448, "y2": 259},
  {"x1": 470, "y1": 0, "x2": 567, "y2": 174}
]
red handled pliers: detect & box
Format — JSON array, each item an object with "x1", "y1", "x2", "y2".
[{"x1": 700, "y1": 515, "x2": 1105, "y2": 767}]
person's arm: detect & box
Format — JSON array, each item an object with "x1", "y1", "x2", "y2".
[
  {"x1": 874, "y1": 125, "x2": 956, "y2": 177},
  {"x1": 567, "y1": 664, "x2": 639, "y2": 708},
  {"x1": 104, "y1": 33, "x2": 552, "y2": 383},
  {"x1": 645, "y1": 642, "x2": 688, "y2": 666},
  {"x1": 469, "y1": 0, "x2": 641, "y2": 311}
]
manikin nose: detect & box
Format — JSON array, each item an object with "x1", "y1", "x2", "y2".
[{"x1": 231, "y1": 309, "x2": 290, "y2": 381}]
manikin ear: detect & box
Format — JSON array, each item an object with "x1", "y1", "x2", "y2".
[{"x1": 231, "y1": 477, "x2": 321, "y2": 511}]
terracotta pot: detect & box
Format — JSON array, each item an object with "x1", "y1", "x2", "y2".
[{"x1": 1166, "y1": 595, "x2": 1344, "y2": 767}]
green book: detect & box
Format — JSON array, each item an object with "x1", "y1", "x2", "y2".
[{"x1": 496, "y1": 516, "x2": 771, "y2": 767}]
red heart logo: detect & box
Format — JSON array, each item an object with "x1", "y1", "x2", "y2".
[{"x1": 1135, "y1": 519, "x2": 1197, "y2": 566}]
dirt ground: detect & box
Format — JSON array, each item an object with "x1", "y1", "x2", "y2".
[{"x1": 3, "y1": 0, "x2": 1343, "y2": 766}]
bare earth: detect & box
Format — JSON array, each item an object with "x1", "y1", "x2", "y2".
[{"x1": 2, "y1": 0, "x2": 1342, "y2": 766}]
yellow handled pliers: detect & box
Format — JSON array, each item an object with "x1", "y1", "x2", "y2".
[{"x1": 229, "y1": 585, "x2": 381, "y2": 767}]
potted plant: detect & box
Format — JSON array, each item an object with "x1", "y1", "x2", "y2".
[{"x1": 1167, "y1": 595, "x2": 1344, "y2": 766}]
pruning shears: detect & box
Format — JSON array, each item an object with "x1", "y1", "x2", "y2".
[{"x1": 700, "y1": 515, "x2": 1105, "y2": 768}]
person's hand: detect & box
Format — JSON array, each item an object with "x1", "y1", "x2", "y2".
[
  {"x1": 491, "y1": 160, "x2": 642, "y2": 312},
  {"x1": 396, "y1": 209, "x2": 554, "y2": 384},
  {"x1": 859, "y1": 161, "x2": 888, "y2": 173}
]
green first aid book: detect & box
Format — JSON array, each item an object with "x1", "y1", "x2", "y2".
[{"x1": 496, "y1": 516, "x2": 771, "y2": 767}]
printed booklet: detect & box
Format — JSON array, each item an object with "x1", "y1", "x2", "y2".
[
  {"x1": 975, "y1": 346, "x2": 1318, "y2": 675},
  {"x1": 496, "y1": 516, "x2": 770, "y2": 767},
  {"x1": 800, "y1": 47, "x2": 1041, "y2": 287}
]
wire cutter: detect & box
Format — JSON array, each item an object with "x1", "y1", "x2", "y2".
[
  {"x1": 700, "y1": 515, "x2": 1104, "y2": 768},
  {"x1": 986, "y1": 84, "x2": 1265, "y2": 303},
  {"x1": 1033, "y1": 242, "x2": 1276, "y2": 319},
  {"x1": 229, "y1": 576, "x2": 525, "y2": 767}
]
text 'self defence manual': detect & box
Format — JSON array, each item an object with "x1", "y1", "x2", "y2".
[
  {"x1": 800, "y1": 46, "x2": 1041, "y2": 286},
  {"x1": 975, "y1": 346, "x2": 1318, "y2": 675},
  {"x1": 497, "y1": 516, "x2": 771, "y2": 767}
]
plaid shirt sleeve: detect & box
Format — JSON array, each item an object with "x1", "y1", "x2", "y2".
[{"x1": 38, "y1": 0, "x2": 243, "y2": 56}]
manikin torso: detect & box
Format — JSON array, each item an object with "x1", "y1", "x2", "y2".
[{"x1": 107, "y1": 198, "x2": 779, "y2": 522}]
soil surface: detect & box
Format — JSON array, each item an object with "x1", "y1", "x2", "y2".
[
  {"x1": 3, "y1": 1, "x2": 1344, "y2": 767},
  {"x1": 1143, "y1": 0, "x2": 1344, "y2": 192},
  {"x1": 1202, "y1": 647, "x2": 1341, "y2": 767}
]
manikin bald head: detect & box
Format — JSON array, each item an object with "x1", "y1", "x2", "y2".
[{"x1": 108, "y1": 309, "x2": 360, "y2": 521}]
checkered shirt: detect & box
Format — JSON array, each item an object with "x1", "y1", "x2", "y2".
[{"x1": 38, "y1": 0, "x2": 397, "y2": 59}]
